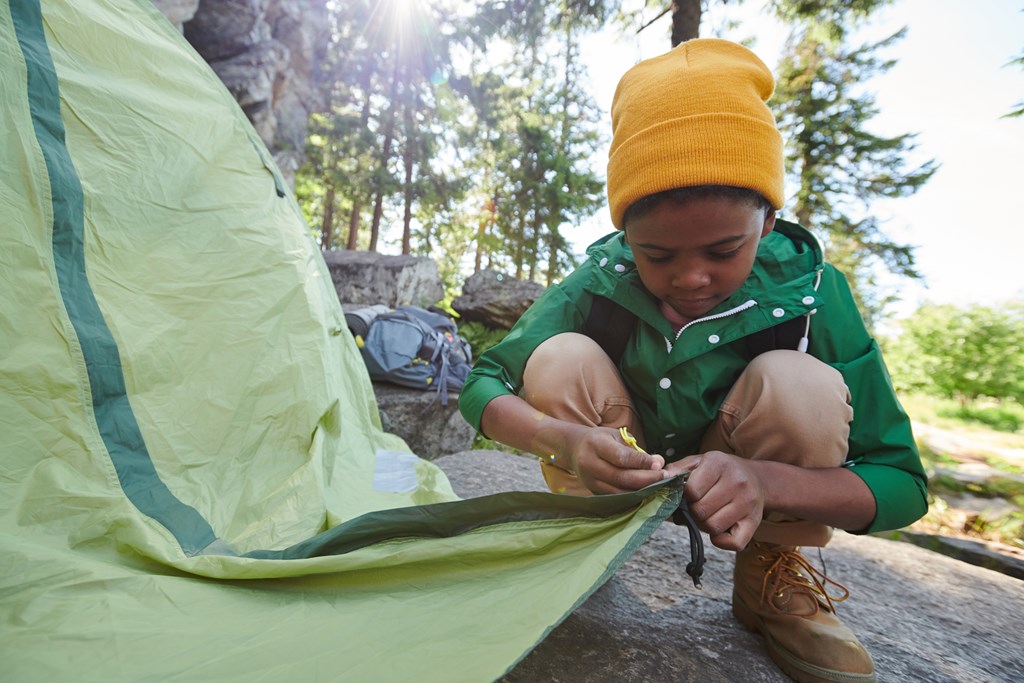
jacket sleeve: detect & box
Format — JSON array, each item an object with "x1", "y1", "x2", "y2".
[
  {"x1": 811, "y1": 265, "x2": 929, "y2": 533},
  {"x1": 458, "y1": 284, "x2": 589, "y2": 434}
]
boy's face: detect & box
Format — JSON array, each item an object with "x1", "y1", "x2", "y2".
[{"x1": 624, "y1": 196, "x2": 775, "y2": 325}]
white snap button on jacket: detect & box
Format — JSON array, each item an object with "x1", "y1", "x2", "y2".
[
  {"x1": 599, "y1": 257, "x2": 608, "y2": 267},
  {"x1": 665, "y1": 448, "x2": 676, "y2": 457},
  {"x1": 614, "y1": 263, "x2": 626, "y2": 272},
  {"x1": 708, "y1": 334, "x2": 720, "y2": 344},
  {"x1": 802, "y1": 295, "x2": 815, "y2": 305},
  {"x1": 659, "y1": 377, "x2": 671, "y2": 389},
  {"x1": 772, "y1": 308, "x2": 785, "y2": 318}
]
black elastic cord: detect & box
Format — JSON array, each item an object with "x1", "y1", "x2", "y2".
[{"x1": 672, "y1": 499, "x2": 705, "y2": 589}]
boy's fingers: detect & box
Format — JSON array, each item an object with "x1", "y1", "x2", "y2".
[
  {"x1": 616, "y1": 428, "x2": 665, "y2": 470},
  {"x1": 668, "y1": 454, "x2": 702, "y2": 474},
  {"x1": 585, "y1": 454, "x2": 666, "y2": 493},
  {"x1": 707, "y1": 515, "x2": 757, "y2": 551},
  {"x1": 590, "y1": 468, "x2": 666, "y2": 494},
  {"x1": 605, "y1": 444, "x2": 657, "y2": 470}
]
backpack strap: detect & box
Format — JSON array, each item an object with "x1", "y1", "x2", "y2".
[
  {"x1": 583, "y1": 295, "x2": 637, "y2": 365},
  {"x1": 744, "y1": 315, "x2": 809, "y2": 359}
]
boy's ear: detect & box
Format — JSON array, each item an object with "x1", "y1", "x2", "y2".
[{"x1": 760, "y1": 209, "x2": 776, "y2": 238}]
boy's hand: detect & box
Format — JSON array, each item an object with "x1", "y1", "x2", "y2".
[
  {"x1": 568, "y1": 426, "x2": 666, "y2": 495},
  {"x1": 665, "y1": 451, "x2": 765, "y2": 551}
]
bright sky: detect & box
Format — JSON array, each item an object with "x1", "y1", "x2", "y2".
[{"x1": 577, "y1": 0, "x2": 1024, "y2": 317}]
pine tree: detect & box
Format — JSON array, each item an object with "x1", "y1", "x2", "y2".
[
  {"x1": 772, "y1": 23, "x2": 936, "y2": 323},
  {"x1": 455, "y1": 1, "x2": 607, "y2": 283}
]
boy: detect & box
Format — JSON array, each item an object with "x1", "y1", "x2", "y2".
[{"x1": 458, "y1": 39, "x2": 927, "y2": 683}]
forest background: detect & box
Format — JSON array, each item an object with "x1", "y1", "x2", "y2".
[
  {"x1": 299, "y1": 0, "x2": 1021, "y2": 312},
  {"x1": 296, "y1": 1, "x2": 1024, "y2": 551},
  {"x1": 298, "y1": 0, "x2": 1022, "y2": 400}
]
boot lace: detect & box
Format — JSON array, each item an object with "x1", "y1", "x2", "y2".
[{"x1": 758, "y1": 546, "x2": 850, "y2": 617}]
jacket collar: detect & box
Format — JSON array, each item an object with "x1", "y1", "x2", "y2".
[{"x1": 582, "y1": 218, "x2": 825, "y2": 337}]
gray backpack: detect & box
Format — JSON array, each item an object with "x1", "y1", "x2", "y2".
[{"x1": 346, "y1": 305, "x2": 473, "y2": 405}]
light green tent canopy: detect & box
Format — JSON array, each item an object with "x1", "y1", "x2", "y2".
[{"x1": 0, "y1": 1, "x2": 689, "y2": 680}]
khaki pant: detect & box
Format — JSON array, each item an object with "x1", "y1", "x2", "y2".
[{"x1": 521, "y1": 333, "x2": 853, "y2": 547}]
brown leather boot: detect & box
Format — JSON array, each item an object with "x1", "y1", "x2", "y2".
[{"x1": 732, "y1": 541, "x2": 876, "y2": 683}]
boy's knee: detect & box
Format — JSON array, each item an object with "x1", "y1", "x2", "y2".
[
  {"x1": 720, "y1": 350, "x2": 852, "y2": 466},
  {"x1": 525, "y1": 333, "x2": 607, "y2": 370},
  {"x1": 522, "y1": 333, "x2": 636, "y2": 430},
  {"x1": 523, "y1": 333, "x2": 616, "y2": 394},
  {"x1": 744, "y1": 350, "x2": 850, "y2": 407}
]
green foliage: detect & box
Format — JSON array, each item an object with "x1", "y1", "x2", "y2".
[
  {"x1": 885, "y1": 301, "x2": 1024, "y2": 407},
  {"x1": 299, "y1": 0, "x2": 959, "y2": 315},
  {"x1": 928, "y1": 470, "x2": 1024, "y2": 503},
  {"x1": 771, "y1": 18, "x2": 937, "y2": 326},
  {"x1": 936, "y1": 402, "x2": 1024, "y2": 435},
  {"x1": 458, "y1": 321, "x2": 510, "y2": 358},
  {"x1": 965, "y1": 511, "x2": 1024, "y2": 550},
  {"x1": 768, "y1": 0, "x2": 894, "y2": 41},
  {"x1": 912, "y1": 426, "x2": 1024, "y2": 549},
  {"x1": 297, "y1": 0, "x2": 607, "y2": 294},
  {"x1": 455, "y1": 6, "x2": 607, "y2": 285},
  {"x1": 913, "y1": 440, "x2": 960, "y2": 469}
]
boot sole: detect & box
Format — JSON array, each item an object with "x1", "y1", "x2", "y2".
[{"x1": 732, "y1": 592, "x2": 876, "y2": 683}]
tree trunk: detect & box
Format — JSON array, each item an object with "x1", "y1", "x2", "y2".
[
  {"x1": 529, "y1": 210, "x2": 541, "y2": 284},
  {"x1": 514, "y1": 210, "x2": 525, "y2": 280},
  {"x1": 474, "y1": 198, "x2": 495, "y2": 273},
  {"x1": 369, "y1": 116, "x2": 396, "y2": 252},
  {"x1": 320, "y1": 185, "x2": 335, "y2": 250},
  {"x1": 474, "y1": 216, "x2": 485, "y2": 273},
  {"x1": 795, "y1": 152, "x2": 815, "y2": 228},
  {"x1": 369, "y1": 190, "x2": 385, "y2": 253},
  {"x1": 401, "y1": 104, "x2": 414, "y2": 255},
  {"x1": 671, "y1": 0, "x2": 702, "y2": 45},
  {"x1": 346, "y1": 199, "x2": 361, "y2": 250},
  {"x1": 370, "y1": 63, "x2": 402, "y2": 252}
]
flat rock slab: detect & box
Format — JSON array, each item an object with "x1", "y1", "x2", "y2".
[{"x1": 435, "y1": 450, "x2": 1024, "y2": 682}]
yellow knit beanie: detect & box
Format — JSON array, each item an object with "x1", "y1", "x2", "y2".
[{"x1": 607, "y1": 38, "x2": 784, "y2": 230}]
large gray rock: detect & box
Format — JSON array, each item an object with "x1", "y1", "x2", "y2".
[
  {"x1": 152, "y1": 0, "x2": 200, "y2": 29},
  {"x1": 324, "y1": 250, "x2": 444, "y2": 309},
  {"x1": 183, "y1": 0, "x2": 271, "y2": 61},
  {"x1": 160, "y1": 0, "x2": 329, "y2": 186},
  {"x1": 374, "y1": 384, "x2": 475, "y2": 461},
  {"x1": 451, "y1": 269, "x2": 545, "y2": 330},
  {"x1": 435, "y1": 450, "x2": 1024, "y2": 682},
  {"x1": 205, "y1": 39, "x2": 286, "y2": 109}
]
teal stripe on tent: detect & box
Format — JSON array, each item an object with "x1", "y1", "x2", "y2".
[{"x1": 11, "y1": 0, "x2": 220, "y2": 557}]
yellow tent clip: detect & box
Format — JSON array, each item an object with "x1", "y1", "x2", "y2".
[{"x1": 619, "y1": 427, "x2": 646, "y2": 454}]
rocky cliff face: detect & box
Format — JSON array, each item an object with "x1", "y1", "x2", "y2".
[{"x1": 152, "y1": 0, "x2": 328, "y2": 187}]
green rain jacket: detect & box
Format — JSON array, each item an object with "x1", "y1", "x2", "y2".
[{"x1": 460, "y1": 219, "x2": 928, "y2": 534}]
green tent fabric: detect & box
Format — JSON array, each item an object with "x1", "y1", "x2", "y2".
[{"x1": 0, "y1": 1, "x2": 686, "y2": 680}]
